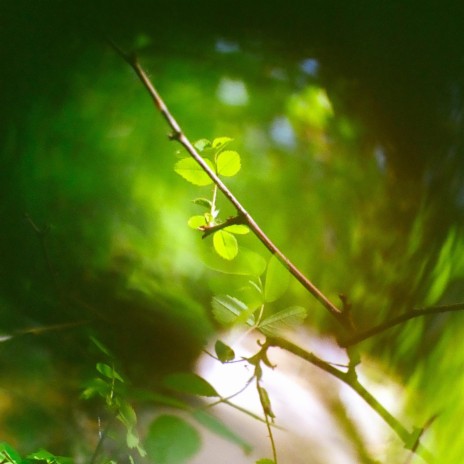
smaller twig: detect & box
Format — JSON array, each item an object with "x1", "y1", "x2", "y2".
[
  {"x1": 90, "y1": 413, "x2": 117, "y2": 464},
  {"x1": 266, "y1": 335, "x2": 434, "y2": 463},
  {"x1": 340, "y1": 303, "x2": 464, "y2": 347}
]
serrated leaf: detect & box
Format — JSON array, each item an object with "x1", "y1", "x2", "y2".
[
  {"x1": 193, "y1": 138, "x2": 212, "y2": 152},
  {"x1": 192, "y1": 198, "x2": 213, "y2": 209},
  {"x1": 174, "y1": 157, "x2": 214, "y2": 186},
  {"x1": 224, "y1": 224, "x2": 249, "y2": 234},
  {"x1": 258, "y1": 306, "x2": 308, "y2": 336},
  {"x1": 212, "y1": 136, "x2": 233, "y2": 149},
  {"x1": 212, "y1": 295, "x2": 252, "y2": 326},
  {"x1": 187, "y1": 215, "x2": 207, "y2": 229},
  {"x1": 214, "y1": 340, "x2": 235, "y2": 363},
  {"x1": 192, "y1": 410, "x2": 252, "y2": 453},
  {"x1": 145, "y1": 415, "x2": 201, "y2": 464},
  {"x1": 96, "y1": 363, "x2": 124, "y2": 382},
  {"x1": 216, "y1": 150, "x2": 241, "y2": 176},
  {"x1": 126, "y1": 429, "x2": 147, "y2": 457},
  {"x1": 117, "y1": 402, "x2": 137, "y2": 429},
  {"x1": 201, "y1": 246, "x2": 266, "y2": 276},
  {"x1": 213, "y1": 230, "x2": 238, "y2": 260},
  {"x1": 163, "y1": 372, "x2": 218, "y2": 397},
  {"x1": 264, "y1": 254, "x2": 290, "y2": 302}
]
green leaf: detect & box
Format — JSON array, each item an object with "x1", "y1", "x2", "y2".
[
  {"x1": 135, "y1": 391, "x2": 190, "y2": 410},
  {"x1": 163, "y1": 372, "x2": 218, "y2": 397},
  {"x1": 212, "y1": 295, "x2": 252, "y2": 326},
  {"x1": 174, "y1": 157, "x2": 214, "y2": 186},
  {"x1": 257, "y1": 385, "x2": 275, "y2": 418},
  {"x1": 212, "y1": 136, "x2": 233, "y2": 150},
  {"x1": 213, "y1": 230, "x2": 238, "y2": 260},
  {"x1": 264, "y1": 254, "x2": 290, "y2": 302},
  {"x1": 216, "y1": 150, "x2": 241, "y2": 177},
  {"x1": 187, "y1": 215, "x2": 207, "y2": 229},
  {"x1": 201, "y1": 246, "x2": 267, "y2": 276},
  {"x1": 145, "y1": 415, "x2": 201, "y2": 464},
  {"x1": 96, "y1": 363, "x2": 124, "y2": 382},
  {"x1": 258, "y1": 306, "x2": 308, "y2": 335},
  {"x1": 192, "y1": 197, "x2": 213, "y2": 209},
  {"x1": 193, "y1": 138, "x2": 212, "y2": 152},
  {"x1": 256, "y1": 459, "x2": 276, "y2": 464},
  {"x1": 117, "y1": 401, "x2": 137, "y2": 429},
  {"x1": 126, "y1": 429, "x2": 147, "y2": 457},
  {"x1": 81, "y1": 377, "x2": 112, "y2": 400},
  {"x1": 192, "y1": 410, "x2": 252, "y2": 453},
  {"x1": 214, "y1": 340, "x2": 235, "y2": 363},
  {"x1": 224, "y1": 224, "x2": 249, "y2": 234},
  {"x1": 0, "y1": 443, "x2": 22, "y2": 464},
  {"x1": 27, "y1": 450, "x2": 72, "y2": 464}
]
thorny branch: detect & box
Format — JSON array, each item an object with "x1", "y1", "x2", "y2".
[{"x1": 110, "y1": 42, "x2": 439, "y2": 461}]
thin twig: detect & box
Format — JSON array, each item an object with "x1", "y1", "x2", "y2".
[
  {"x1": 340, "y1": 303, "x2": 464, "y2": 347},
  {"x1": 108, "y1": 40, "x2": 349, "y2": 330},
  {"x1": 265, "y1": 336, "x2": 434, "y2": 463}
]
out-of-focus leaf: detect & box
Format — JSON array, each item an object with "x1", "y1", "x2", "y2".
[
  {"x1": 201, "y1": 246, "x2": 267, "y2": 276},
  {"x1": 174, "y1": 157, "x2": 214, "y2": 185},
  {"x1": 0, "y1": 443, "x2": 22, "y2": 464},
  {"x1": 214, "y1": 340, "x2": 235, "y2": 363},
  {"x1": 163, "y1": 372, "x2": 218, "y2": 397},
  {"x1": 216, "y1": 150, "x2": 241, "y2": 177},
  {"x1": 257, "y1": 385, "x2": 275, "y2": 418},
  {"x1": 27, "y1": 450, "x2": 73, "y2": 464},
  {"x1": 81, "y1": 377, "x2": 112, "y2": 400},
  {"x1": 90, "y1": 336, "x2": 113, "y2": 357},
  {"x1": 256, "y1": 459, "x2": 276, "y2": 464},
  {"x1": 212, "y1": 295, "x2": 252, "y2": 326},
  {"x1": 96, "y1": 363, "x2": 124, "y2": 382},
  {"x1": 213, "y1": 230, "x2": 238, "y2": 260},
  {"x1": 264, "y1": 254, "x2": 290, "y2": 302},
  {"x1": 258, "y1": 306, "x2": 307, "y2": 335},
  {"x1": 144, "y1": 415, "x2": 201, "y2": 464},
  {"x1": 192, "y1": 409, "x2": 252, "y2": 453},
  {"x1": 117, "y1": 402, "x2": 137, "y2": 429}
]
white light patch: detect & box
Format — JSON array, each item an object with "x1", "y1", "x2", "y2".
[
  {"x1": 217, "y1": 78, "x2": 249, "y2": 106},
  {"x1": 270, "y1": 116, "x2": 296, "y2": 149}
]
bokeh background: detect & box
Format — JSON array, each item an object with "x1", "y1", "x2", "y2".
[{"x1": 2, "y1": 1, "x2": 464, "y2": 462}]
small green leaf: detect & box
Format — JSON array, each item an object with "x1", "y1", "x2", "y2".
[
  {"x1": 212, "y1": 295, "x2": 252, "y2": 326},
  {"x1": 0, "y1": 443, "x2": 22, "y2": 464},
  {"x1": 214, "y1": 340, "x2": 235, "y2": 363},
  {"x1": 126, "y1": 429, "x2": 147, "y2": 457},
  {"x1": 192, "y1": 198, "x2": 213, "y2": 209},
  {"x1": 258, "y1": 306, "x2": 308, "y2": 335},
  {"x1": 193, "y1": 138, "x2": 211, "y2": 152},
  {"x1": 174, "y1": 157, "x2": 214, "y2": 186},
  {"x1": 145, "y1": 415, "x2": 201, "y2": 464},
  {"x1": 27, "y1": 450, "x2": 72, "y2": 464},
  {"x1": 187, "y1": 215, "x2": 207, "y2": 229},
  {"x1": 96, "y1": 363, "x2": 124, "y2": 382},
  {"x1": 256, "y1": 459, "x2": 276, "y2": 464},
  {"x1": 224, "y1": 224, "x2": 249, "y2": 234},
  {"x1": 117, "y1": 402, "x2": 137, "y2": 429},
  {"x1": 163, "y1": 372, "x2": 218, "y2": 397},
  {"x1": 257, "y1": 385, "x2": 275, "y2": 418},
  {"x1": 264, "y1": 254, "x2": 290, "y2": 302},
  {"x1": 213, "y1": 230, "x2": 238, "y2": 260},
  {"x1": 216, "y1": 150, "x2": 241, "y2": 176},
  {"x1": 192, "y1": 410, "x2": 252, "y2": 453},
  {"x1": 212, "y1": 136, "x2": 233, "y2": 149}
]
